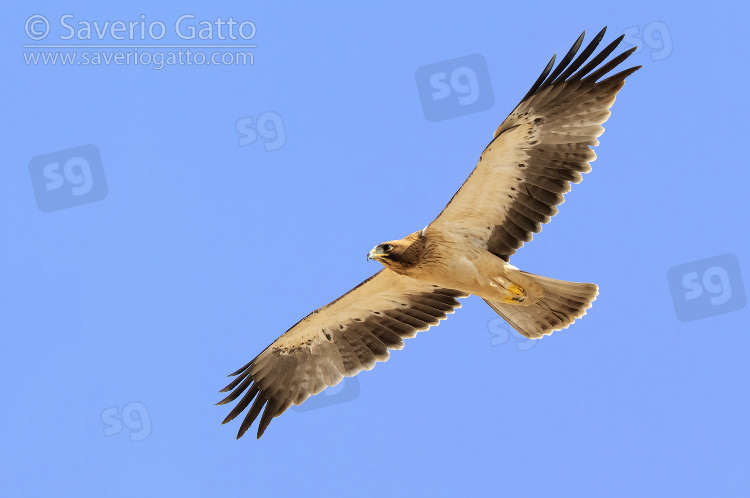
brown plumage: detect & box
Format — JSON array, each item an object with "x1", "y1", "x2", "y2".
[{"x1": 219, "y1": 27, "x2": 640, "y2": 439}]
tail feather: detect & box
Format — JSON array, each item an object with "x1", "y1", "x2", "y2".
[{"x1": 485, "y1": 272, "x2": 598, "y2": 339}]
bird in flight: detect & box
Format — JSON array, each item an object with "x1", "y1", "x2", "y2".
[{"x1": 218, "y1": 27, "x2": 640, "y2": 439}]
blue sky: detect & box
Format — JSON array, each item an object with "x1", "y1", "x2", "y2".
[{"x1": 2, "y1": 2, "x2": 748, "y2": 497}]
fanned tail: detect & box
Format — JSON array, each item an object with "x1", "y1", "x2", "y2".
[{"x1": 485, "y1": 272, "x2": 598, "y2": 339}]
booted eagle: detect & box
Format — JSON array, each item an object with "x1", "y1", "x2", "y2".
[{"x1": 219, "y1": 27, "x2": 640, "y2": 439}]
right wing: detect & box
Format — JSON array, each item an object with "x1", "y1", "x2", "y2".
[{"x1": 218, "y1": 269, "x2": 468, "y2": 439}]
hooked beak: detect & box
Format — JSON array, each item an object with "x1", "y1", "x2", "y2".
[{"x1": 367, "y1": 247, "x2": 382, "y2": 262}]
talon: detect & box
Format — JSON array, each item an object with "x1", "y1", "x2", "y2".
[{"x1": 508, "y1": 283, "x2": 525, "y2": 297}]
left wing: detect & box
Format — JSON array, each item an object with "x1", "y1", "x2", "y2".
[
  {"x1": 428, "y1": 27, "x2": 640, "y2": 260},
  {"x1": 218, "y1": 269, "x2": 467, "y2": 439}
]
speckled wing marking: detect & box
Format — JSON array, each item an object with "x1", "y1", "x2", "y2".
[
  {"x1": 429, "y1": 27, "x2": 640, "y2": 260},
  {"x1": 218, "y1": 269, "x2": 467, "y2": 439}
]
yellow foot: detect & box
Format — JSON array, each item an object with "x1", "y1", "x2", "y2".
[
  {"x1": 501, "y1": 282, "x2": 526, "y2": 304},
  {"x1": 508, "y1": 283, "x2": 525, "y2": 297}
]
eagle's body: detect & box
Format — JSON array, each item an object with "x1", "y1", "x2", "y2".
[
  {"x1": 219, "y1": 27, "x2": 640, "y2": 439},
  {"x1": 377, "y1": 228, "x2": 530, "y2": 304}
]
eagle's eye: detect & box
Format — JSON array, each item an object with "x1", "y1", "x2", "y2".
[{"x1": 382, "y1": 244, "x2": 393, "y2": 252}]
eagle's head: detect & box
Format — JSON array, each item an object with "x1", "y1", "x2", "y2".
[{"x1": 367, "y1": 230, "x2": 426, "y2": 274}]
